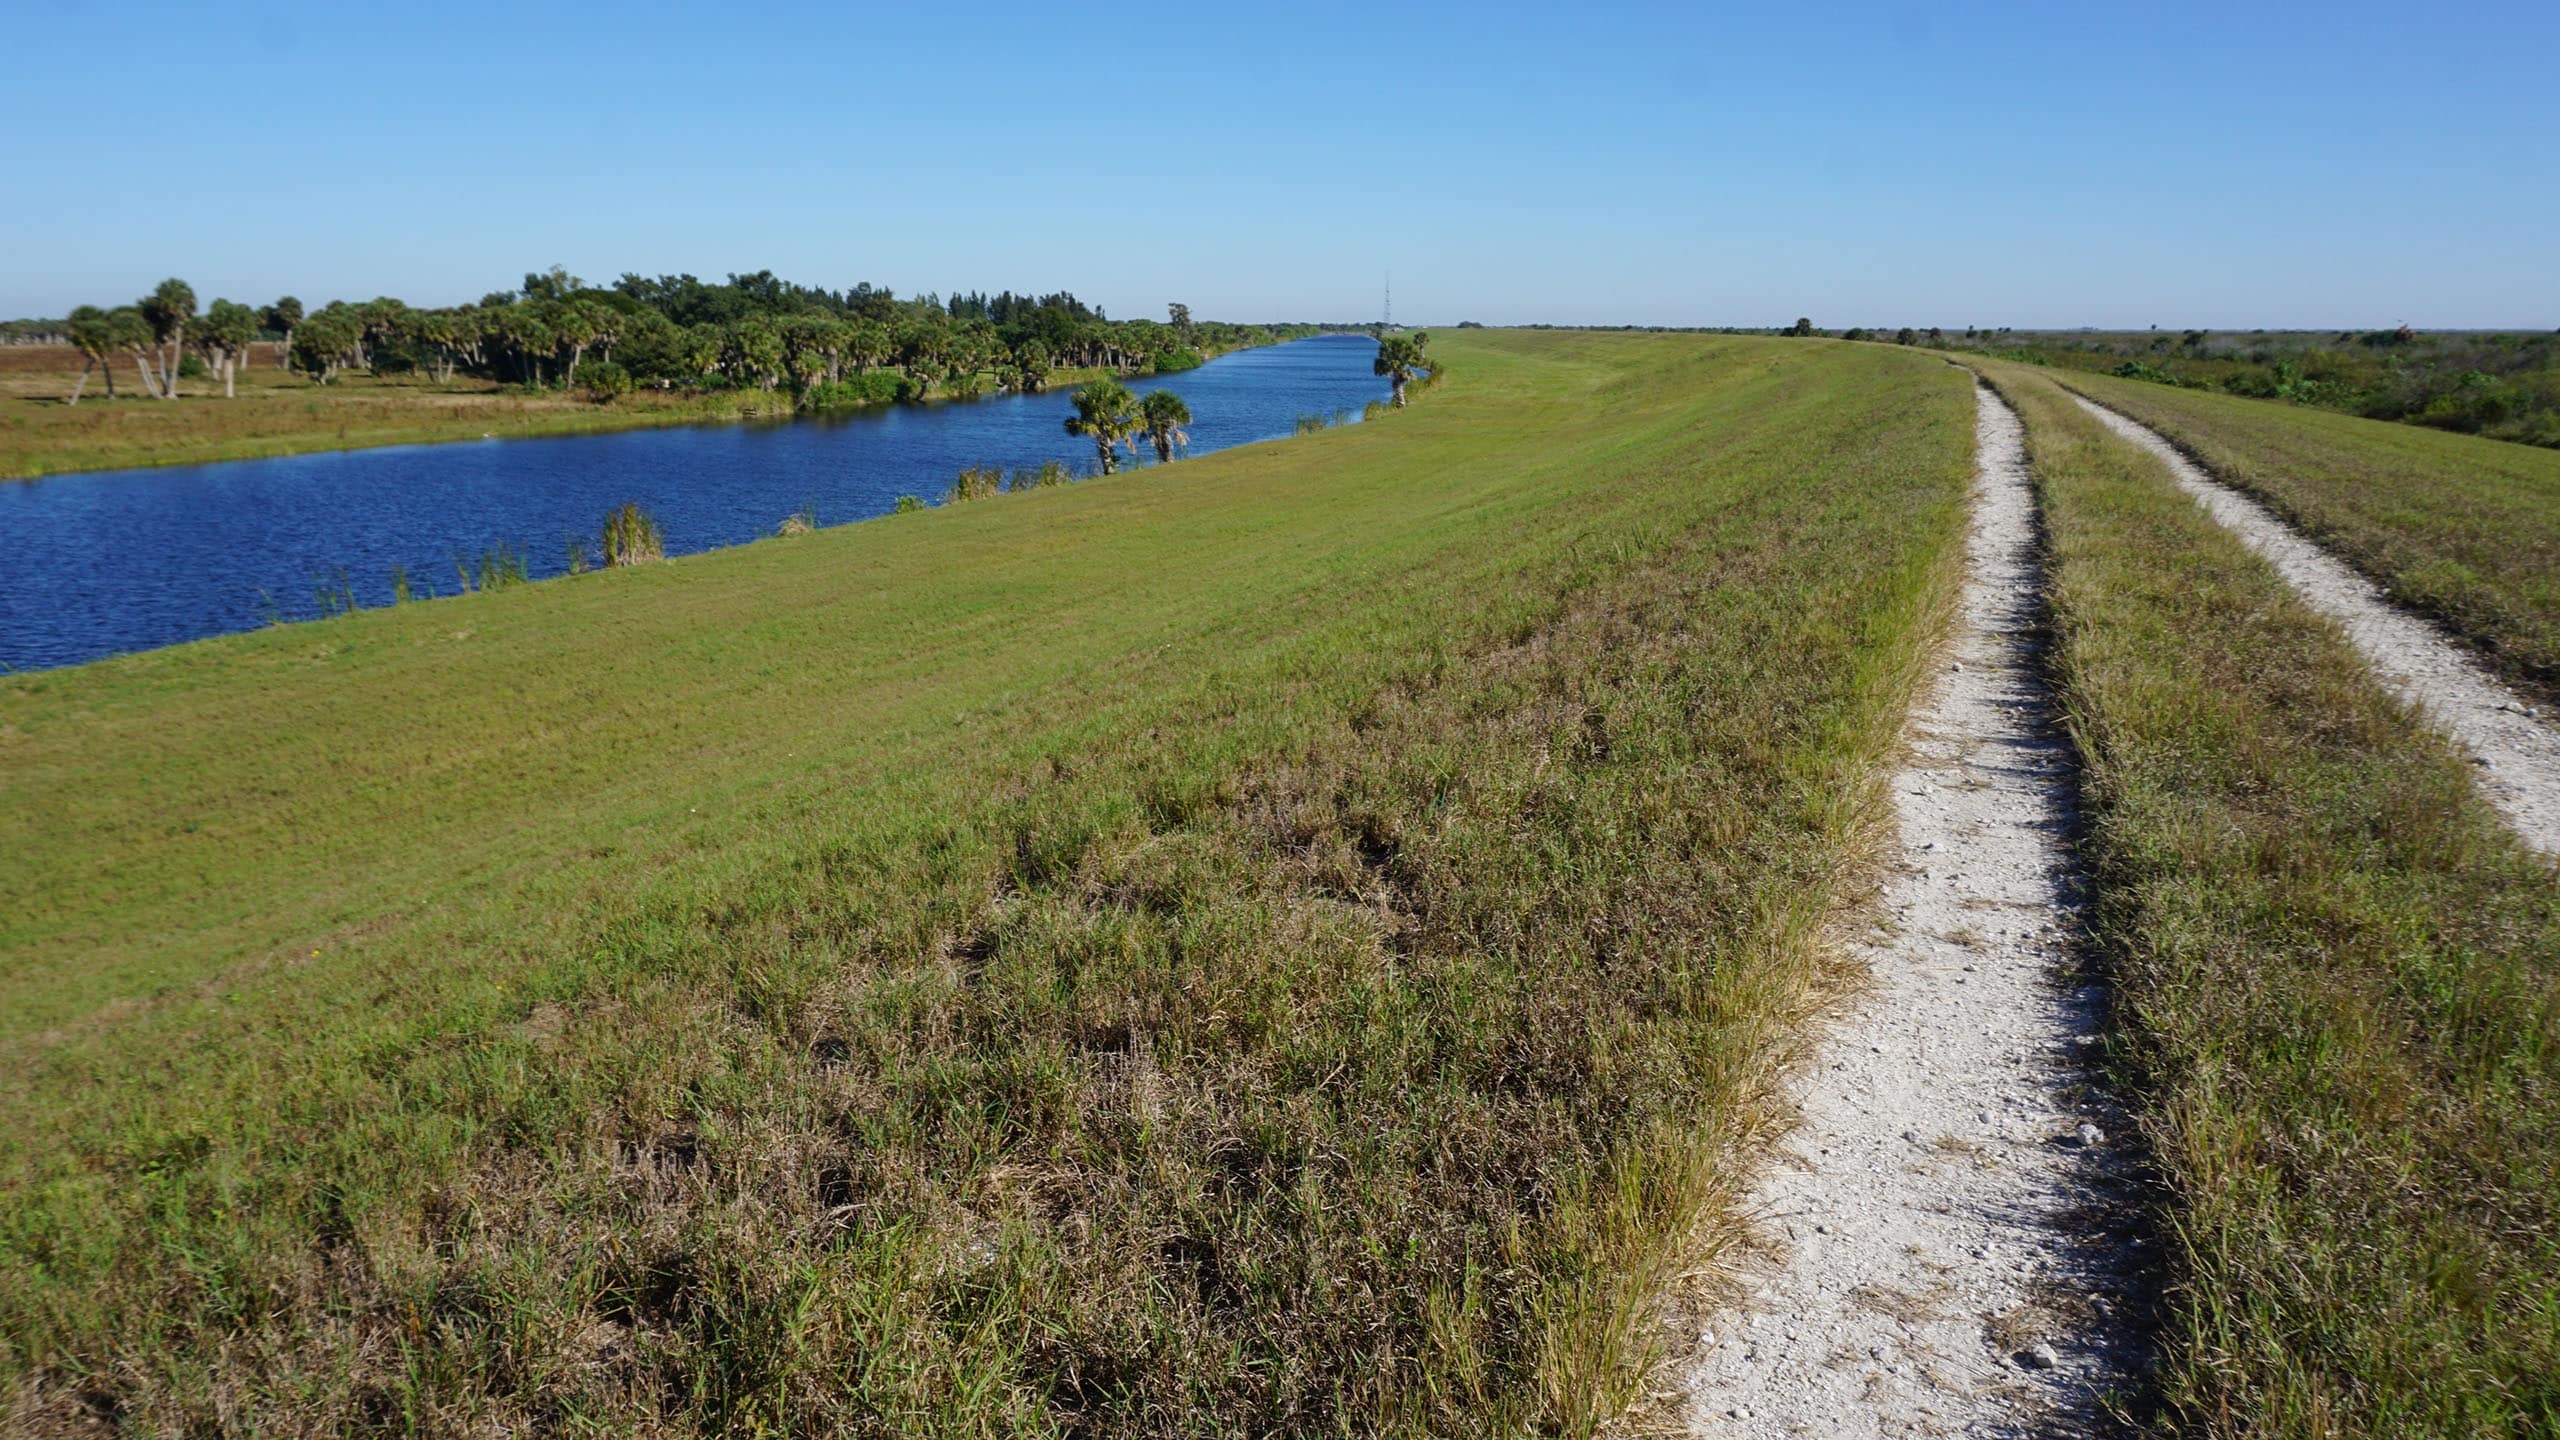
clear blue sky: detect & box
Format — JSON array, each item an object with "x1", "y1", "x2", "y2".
[{"x1": 5, "y1": 2, "x2": 2554, "y2": 328}]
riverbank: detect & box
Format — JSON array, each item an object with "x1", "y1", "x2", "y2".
[
  {"x1": 0, "y1": 342, "x2": 1262, "y2": 481},
  {"x1": 0, "y1": 336, "x2": 1395, "y2": 670}
]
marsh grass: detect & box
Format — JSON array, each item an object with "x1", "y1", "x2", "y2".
[
  {"x1": 0, "y1": 334, "x2": 1974, "y2": 1436},
  {"x1": 945, "y1": 465, "x2": 1004, "y2": 503},
  {"x1": 600, "y1": 502, "x2": 664, "y2": 567},
  {"x1": 1006, "y1": 459, "x2": 1073, "y2": 491},
  {"x1": 310, "y1": 567, "x2": 358, "y2": 618},
  {"x1": 1984, "y1": 359, "x2": 2560, "y2": 1438},
  {"x1": 452, "y1": 543, "x2": 529, "y2": 593}
]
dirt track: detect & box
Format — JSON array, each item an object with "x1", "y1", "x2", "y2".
[
  {"x1": 2076, "y1": 395, "x2": 2560, "y2": 856},
  {"x1": 1681, "y1": 382, "x2": 2140, "y2": 1437}
]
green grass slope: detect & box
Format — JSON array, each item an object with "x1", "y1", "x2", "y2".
[
  {"x1": 0, "y1": 333, "x2": 1974, "y2": 1435},
  {"x1": 2053, "y1": 370, "x2": 2560, "y2": 704},
  {"x1": 1985, "y1": 360, "x2": 2560, "y2": 1439}
]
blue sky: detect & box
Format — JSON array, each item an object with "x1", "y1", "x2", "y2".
[{"x1": 5, "y1": 2, "x2": 2554, "y2": 328}]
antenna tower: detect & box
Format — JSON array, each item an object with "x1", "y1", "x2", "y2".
[{"x1": 1383, "y1": 271, "x2": 1393, "y2": 331}]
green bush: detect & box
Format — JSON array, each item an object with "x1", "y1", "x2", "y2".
[
  {"x1": 575, "y1": 360, "x2": 633, "y2": 401},
  {"x1": 1150, "y1": 347, "x2": 1205, "y2": 374},
  {"x1": 892, "y1": 494, "x2": 927, "y2": 514},
  {"x1": 802, "y1": 373, "x2": 905, "y2": 411},
  {"x1": 2110, "y1": 358, "x2": 2191, "y2": 386}
]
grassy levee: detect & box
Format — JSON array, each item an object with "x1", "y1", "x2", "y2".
[
  {"x1": 1981, "y1": 359, "x2": 2560, "y2": 1437},
  {"x1": 0, "y1": 333, "x2": 1974, "y2": 1435},
  {"x1": 2049, "y1": 369, "x2": 2560, "y2": 705}
]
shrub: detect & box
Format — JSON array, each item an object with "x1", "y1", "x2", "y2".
[
  {"x1": 178, "y1": 354, "x2": 209, "y2": 379},
  {"x1": 806, "y1": 372, "x2": 905, "y2": 409},
  {"x1": 600, "y1": 502, "x2": 663, "y2": 567},
  {"x1": 2111, "y1": 358, "x2": 2190, "y2": 387},
  {"x1": 1363, "y1": 399, "x2": 1392, "y2": 423},
  {"x1": 892, "y1": 494, "x2": 927, "y2": 514},
  {"x1": 776, "y1": 511, "x2": 816, "y2": 537},
  {"x1": 575, "y1": 360, "x2": 633, "y2": 401},
  {"x1": 1150, "y1": 347, "x2": 1205, "y2": 374},
  {"x1": 1294, "y1": 412, "x2": 1333, "y2": 435}
]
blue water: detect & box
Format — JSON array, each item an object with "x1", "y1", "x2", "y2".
[{"x1": 0, "y1": 335, "x2": 1388, "y2": 672}]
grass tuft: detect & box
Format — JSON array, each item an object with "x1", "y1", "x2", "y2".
[{"x1": 600, "y1": 502, "x2": 664, "y2": 567}]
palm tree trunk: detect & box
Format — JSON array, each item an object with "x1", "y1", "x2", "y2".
[
  {"x1": 280, "y1": 328, "x2": 294, "y2": 368},
  {"x1": 224, "y1": 354, "x2": 237, "y2": 398},
  {"x1": 68, "y1": 357, "x2": 93, "y2": 405}
]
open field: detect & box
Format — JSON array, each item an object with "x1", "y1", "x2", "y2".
[
  {"x1": 2047, "y1": 370, "x2": 2560, "y2": 707},
  {"x1": 1952, "y1": 328, "x2": 2560, "y2": 449},
  {"x1": 0, "y1": 344, "x2": 1120, "y2": 481},
  {"x1": 0, "y1": 332, "x2": 1977, "y2": 1434},
  {"x1": 1982, "y1": 358, "x2": 2560, "y2": 1438}
]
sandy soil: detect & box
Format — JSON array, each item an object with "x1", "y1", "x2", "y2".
[
  {"x1": 1678, "y1": 383, "x2": 2141, "y2": 1436},
  {"x1": 2076, "y1": 396, "x2": 2560, "y2": 856}
]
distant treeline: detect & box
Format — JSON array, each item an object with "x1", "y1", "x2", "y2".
[
  {"x1": 1765, "y1": 319, "x2": 2560, "y2": 451},
  {"x1": 20, "y1": 268, "x2": 1371, "y2": 410},
  {"x1": 1949, "y1": 326, "x2": 2560, "y2": 449}
]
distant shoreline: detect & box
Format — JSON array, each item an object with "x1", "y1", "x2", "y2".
[{"x1": 0, "y1": 342, "x2": 1318, "y2": 484}]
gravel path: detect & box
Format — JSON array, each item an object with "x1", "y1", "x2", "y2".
[
  {"x1": 1680, "y1": 383, "x2": 2140, "y2": 1437},
  {"x1": 2075, "y1": 396, "x2": 2560, "y2": 856}
]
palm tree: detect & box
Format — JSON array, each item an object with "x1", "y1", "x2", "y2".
[
  {"x1": 65, "y1": 305, "x2": 113, "y2": 404},
  {"x1": 263, "y1": 297, "x2": 303, "y2": 368},
  {"x1": 108, "y1": 306, "x2": 159, "y2": 396},
  {"x1": 1374, "y1": 334, "x2": 1427, "y2": 408},
  {"x1": 1009, "y1": 339, "x2": 1052, "y2": 394},
  {"x1": 1139, "y1": 388, "x2": 1192, "y2": 463},
  {"x1": 1064, "y1": 379, "x2": 1140, "y2": 474},
  {"x1": 139, "y1": 278, "x2": 196, "y2": 398}
]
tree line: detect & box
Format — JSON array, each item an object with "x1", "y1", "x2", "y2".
[{"x1": 43, "y1": 267, "x2": 1344, "y2": 409}]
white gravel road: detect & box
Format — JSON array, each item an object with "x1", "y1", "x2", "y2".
[
  {"x1": 1679, "y1": 383, "x2": 2139, "y2": 1437},
  {"x1": 2074, "y1": 395, "x2": 2560, "y2": 856}
]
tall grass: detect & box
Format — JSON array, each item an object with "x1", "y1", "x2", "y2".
[
  {"x1": 452, "y1": 543, "x2": 529, "y2": 593},
  {"x1": 1005, "y1": 459, "x2": 1073, "y2": 491},
  {"x1": 944, "y1": 465, "x2": 1004, "y2": 503},
  {"x1": 600, "y1": 502, "x2": 664, "y2": 567}
]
